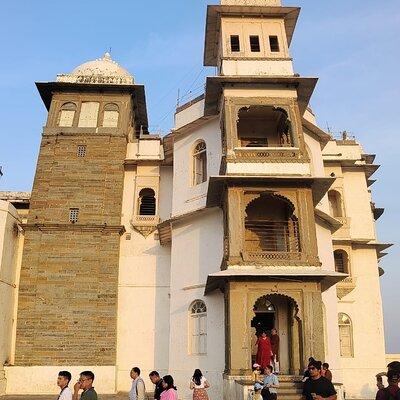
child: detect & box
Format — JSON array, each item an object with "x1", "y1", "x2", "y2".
[{"x1": 252, "y1": 363, "x2": 263, "y2": 384}]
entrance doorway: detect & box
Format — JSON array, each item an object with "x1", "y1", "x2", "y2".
[
  {"x1": 251, "y1": 298, "x2": 276, "y2": 336},
  {"x1": 251, "y1": 294, "x2": 303, "y2": 375}
]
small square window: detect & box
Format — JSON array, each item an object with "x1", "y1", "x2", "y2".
[
  {"x1": 250, "y1": 36, "x2": 261, "y2": 52},
  {"x1": 77, "y1": 145, "x2": 87, "y2": 157},
  {"x1": 69, "y1": 208, "x2": 79, "y2": 223},
  {"x1": 269, "y1": 36, "x2": 280, "y2": 52},
  {"x1": 230, "y1": 35, "x2": 240, "y2": 52}
]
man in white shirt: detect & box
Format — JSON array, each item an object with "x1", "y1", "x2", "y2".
[
  {"x1": 129, "y1": 367, "x2": 146, "y2": 400},
  {"x1": 57, "y1": 371, "x2": 73, "y2": 400}
]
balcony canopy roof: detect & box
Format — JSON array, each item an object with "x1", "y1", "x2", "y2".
[{"x1": 205, "y1": 266, "x2": 347, "y2": 294}]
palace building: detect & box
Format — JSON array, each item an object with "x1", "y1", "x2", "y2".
[{"x1": 0, "y1": 0, "x2": 391, "y2": 399}]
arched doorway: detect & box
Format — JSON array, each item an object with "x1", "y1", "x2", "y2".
[{"x1": 251, "y1": 294, "x2": 303, "y2": 375}]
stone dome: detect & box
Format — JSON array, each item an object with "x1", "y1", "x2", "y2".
[{"x1": 57, "y1": 52, "x2": 134, "y2": 85}]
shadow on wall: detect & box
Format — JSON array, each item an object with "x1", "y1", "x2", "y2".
[{"x1": 360, "y1": 382, "x2": 375, "y2": 399}]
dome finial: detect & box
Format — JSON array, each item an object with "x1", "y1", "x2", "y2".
[{"x1": 103, "y1": 51, "x2": 112, "y2": 61}]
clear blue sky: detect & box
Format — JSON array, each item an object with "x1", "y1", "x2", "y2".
[{"x1": 0, "y1": 1, "x2": 399, "y2": 352}]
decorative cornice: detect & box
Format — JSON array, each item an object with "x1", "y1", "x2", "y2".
[{"x1": 22, "y1": 223, "x2": 125, "y2": 235}]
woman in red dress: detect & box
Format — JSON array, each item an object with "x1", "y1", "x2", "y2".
[{"x1": 256, "y1": 332, "x2": 272, "y2": 369}]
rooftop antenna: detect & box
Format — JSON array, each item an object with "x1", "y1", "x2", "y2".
[
  {"x1": 176, "y1": 89, "x2": 180, "y2": 108},
  {"x1": 326, "y1": 121, "x2": 332, "y2": 134}
]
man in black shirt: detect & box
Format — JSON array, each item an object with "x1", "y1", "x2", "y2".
[
  {"x1": 149, "y1": 371, "x2": 164, "y2": 400},
  {"x1": 302, "y1": 360, "x2": 337, "y2": 400}
]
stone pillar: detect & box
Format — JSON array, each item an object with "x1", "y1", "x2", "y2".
[
  {"x1": 226, "y1": 282, "x2": 251, "y2": 374},
  {"x1": 302, "y1": 291, "x2": 325, "y2": 365},
  {"x1": 0, "y1": 368, "x2": 5, "y2": 395}
]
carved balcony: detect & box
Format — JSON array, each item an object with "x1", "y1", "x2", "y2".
[{"x1": 242, "y1": 220, "x2": 306, "y2": 265}]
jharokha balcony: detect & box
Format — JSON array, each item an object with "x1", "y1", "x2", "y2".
[
  {"x1": 237, "y1": 193, "x2": 307, "y2": 265},
  {"x1": 244, "y1": 219, "x2": 301, "y2": 262}
]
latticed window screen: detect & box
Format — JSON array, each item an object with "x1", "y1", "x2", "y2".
[
  {"x1": 59, "y1": 102, "x2": 77, "y2": 127},
  {"x1": 69, "y1": 208, "x2": 79, "y2": 223},
  {"x1": 103, "y1": 103, "x2": 119, "y2": 127},
  {"x1": 338, "y1": 313, "x2": 354, "y2": 357},
  {"x1": 334, "y1": 251, "x2": 347, "y2": 273},
  {"x1": 77, "y1": 145, "x2": 87, "y2": 157},
  {"x1": 193, "y1": 141, "x2": 207, "y2": 185},
  {"x1": 189, "y1": 300, "x2": 207, "y2": 355},
  {"x1": 78, "y1": 102, "x2": 99, "y2": 127},
  {"x1": 138, "y1": 188, "x2": 156, "y2": 216}
]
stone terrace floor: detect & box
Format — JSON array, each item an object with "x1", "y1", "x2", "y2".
[{"x1": 2, "y1": 395, "x2": 129, "y2": 399}]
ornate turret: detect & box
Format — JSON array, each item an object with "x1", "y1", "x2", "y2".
[{"x1": 205, "y1": 0, "x2": 298, "y2": 76}]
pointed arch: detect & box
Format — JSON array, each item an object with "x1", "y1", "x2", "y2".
[{"x1": 245, "y1": 193, "x2": 300, "y2": 253}]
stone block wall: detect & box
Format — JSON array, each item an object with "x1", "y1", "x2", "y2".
[{"x1": 14, "y1": 130, "x2": 127, "y2": 365}]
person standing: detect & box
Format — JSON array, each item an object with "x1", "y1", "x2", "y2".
[
  {"x1": 73, "y1": 371, "x2": 97, "y2": 400},
  {"x1": 270, "y1": 329, "x2": 280, "y2": 373},
  {"x1": 57, "y1": 371, "x2": 72, "y2": 400},
  {"x1": 149, "y1": 371, "x2": 164, "y2": 400},
  {"x1": 302, "y1": 360, "x2": 336, "y2": 400},
  {"x1": 161, "y1": 375, "x2": 178, "y2": 400},
  {"x1": 256, "y1": 332, "x2": 273, "y2": 370},
  {"x1": 321, "y1": 363, "x2": 332, "y2": 382},
  {"x1": 262, "y1": 365, "x2": 279, "y2": 400},
  {"x1": 129, "y1": 367, "x2": 146, "y2": 400},
  {"x1": 190, "y1": 369, "x2": 210, "y2": 400},
  {"x1": 376, "y1": 370, "x2": 400, "y2": 400}
]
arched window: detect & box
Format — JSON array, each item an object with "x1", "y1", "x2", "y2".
[
  {"x1": 59, "y1": 102, "x2": 77, "y2": 127},
  {"x1": 193, "y1": 141, "x2": 207, "y2": 185},
  {"x1": 338, "y1": 313, "x2": 354, "y2": 357},
  {"x1": 328, "y1": 190, "x2": 343, "y2": 218},
  {"x1": 245, "y1": 194, "x2": 300, "y2": 253},
  {"x1": 189, "y1": 300, "x2": 207, "y2": 355},
  {"x1": 103, "y1": 103, "x2": 119, "y2": 127},
  {"x1": 334, "y1": 250, "x2": 349, "y2": 274},
  {"x1": 138, "y1": 188, "x2": 156, "y2": 216}
]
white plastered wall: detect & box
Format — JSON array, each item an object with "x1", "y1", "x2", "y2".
[
  {"x1": 168, "y1": 210, "x2": 225, "y2": 400},
  {"x1": 315, "y1": 222, "x2": 342, "y2": 380},
  {"x1": 172, "y1": 118, "x2": 221, "y2": 216},
  {"x1": 0, "y1": 201, "x2": 21, "y2": 395},
  {"x1": 116, "y1": 163, "x2": 172, "y2": 392},
  {"x1": 337, "y1": 247, "x2": 386, "y2": 399}
]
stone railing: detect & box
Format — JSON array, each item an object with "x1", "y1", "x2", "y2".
[
  {"x1": 56, "y1": 74, "x2": 134, "y2": 85},
  {"x1": 228, "y1": 147, "x2": 304, "y2": 163},
  {"x1": 132, "y1": 215, "x2": 159, "y2": 225}
]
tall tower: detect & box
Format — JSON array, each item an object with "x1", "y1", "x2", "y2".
[
  {"x1": 202, "y1": 0, "x2": 345, "y2": 381},
  {"x1": 14, "y1": 54, "x2": 148, "y2": 370}
]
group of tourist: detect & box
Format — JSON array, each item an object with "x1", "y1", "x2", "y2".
[
  {"x1": 376, "y1": 361, "x2": 400, "y2": 400},
  {"x1": 56, "y1": 367, "x2": 211, "y2": 400},
  {"x1": 250, "y1": 356, "x2": 336, "y2": 400},
  {"x1": 56, "y1": 370, "x2": 97, "y2": 400}
]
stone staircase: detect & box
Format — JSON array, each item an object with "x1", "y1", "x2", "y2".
[{"x1": 236, "y1": 375, "x2": 304, "y2": 400}]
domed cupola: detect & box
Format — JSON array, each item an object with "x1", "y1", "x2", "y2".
[{"x1": 57, "y1": 52, "x2": 134, "y2": 85}]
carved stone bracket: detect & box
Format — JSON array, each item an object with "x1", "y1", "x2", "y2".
[
  {"x1": 131, "y1": 215, "x2": 160, "y2": 238},
  {"x1": 132, "y1": 225, "x2": 157, "y2": 238},
  {"x1": 336, "y1": 277, "x2": 357, "y2": 299}
]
